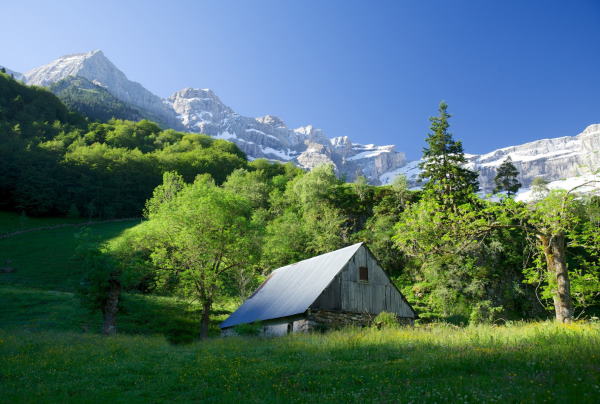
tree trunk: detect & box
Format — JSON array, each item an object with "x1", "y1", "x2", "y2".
[
  {"x1": 199, "y1": 300, "x2": 212, "y2": 339},
  {"x1": 540, "y1": 232, "x2": 573, "y2": 323},
  {"x1": 102, "y1": 279, "x2": 121, "y2": 335}
]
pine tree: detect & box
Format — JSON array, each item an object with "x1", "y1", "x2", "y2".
[
  {"x1": 493, "y1": 157, "x2": 521, "y2": 196},
  {"x1": 419, "y1": 101, "x2": 479, "y2": 209}
]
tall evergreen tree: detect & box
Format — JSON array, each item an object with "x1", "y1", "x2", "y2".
[
  {"x1": 493, "y1": 157, "x2": 521, "y2": 196},
  {"x1": 419, "y1": 101, "x2": 479, "y2": 209}
]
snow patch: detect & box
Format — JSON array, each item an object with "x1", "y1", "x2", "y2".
[{"x1": 347, "y1": 149, "x2": 391, "y2": 161}]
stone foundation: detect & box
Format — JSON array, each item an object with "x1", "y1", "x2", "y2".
[
  {"x1": 222, "y1": 310, "x2": 414, "y2": 336},
  {"x1": 307, "y1": 309, "x2": 413, "y2": 329}
]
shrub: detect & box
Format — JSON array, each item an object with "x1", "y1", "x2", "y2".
[
  {"x1": 234, "y1": 321, "x2": 263, "y2": 336},
  {"x1": 373, "y1": 311, "x2": 399, "y2": 329},
  {"x1": 469, "y1": 300, "x2": 503, "y2": 325}
]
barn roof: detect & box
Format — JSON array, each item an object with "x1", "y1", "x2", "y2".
[{"x1": 220, "y1": 242, "x2": 363, "y2": 329}]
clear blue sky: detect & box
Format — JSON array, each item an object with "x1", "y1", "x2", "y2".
[{"x1": 2, "y1": 0, "x2": 599, "y2": 159}]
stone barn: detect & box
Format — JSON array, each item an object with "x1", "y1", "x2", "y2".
[{"x1": 220, "y1": 242, "x2": 416, "y2": 336}]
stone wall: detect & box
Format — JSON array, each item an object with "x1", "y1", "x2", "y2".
[
  {"x1": 221, "y1": 310, "x2": 414, "y2": 336},
  {"x1": 307, "y1": 309, "x2": 414, "y2": 329}
]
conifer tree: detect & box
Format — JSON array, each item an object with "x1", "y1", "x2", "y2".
[
  {"x1": 419, "y1": 101, "x2": 479, "y2": 209},
  {"x1": 493, "y1": 157, "x2": 521, "y2": 196}
]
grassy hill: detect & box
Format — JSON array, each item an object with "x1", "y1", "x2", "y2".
[{"x1": 1, "y1": 211, "x2": 599, "y2": 402}]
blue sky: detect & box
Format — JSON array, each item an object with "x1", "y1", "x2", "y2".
[{"x1": 2, "y1": 0, "x2": 599, "y2": 159}]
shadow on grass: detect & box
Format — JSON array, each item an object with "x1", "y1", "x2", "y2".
[{"x1": 0, "y1": 285, "x2": 232, "y2": 343}]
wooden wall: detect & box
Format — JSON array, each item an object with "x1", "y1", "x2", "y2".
[{"x1": 311, "y1": 245, "x2": 414, "y2": 318}]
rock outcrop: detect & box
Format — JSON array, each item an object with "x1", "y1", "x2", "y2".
[{"x1": 379, "y1": 124, "x2": 600, "y2": 197}]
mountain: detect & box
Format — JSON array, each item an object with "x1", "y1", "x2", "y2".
[
  {"x1": 49, "y1": 76, "x2": 144, "y2": 122},
  {"x1": 15, "y1": 51, "x2": 406, "y2": 183},
  {"x1": 380, "y1": 124, "x2": 600, "y2": 198},
  {"x1": 23, "y1": 50, "x2": 181, "y2": 129},
  {"x1": 0, "y1": 66, "x2": 24, "y2": 81},
  {"x1": 168, "y1": 88, "x2": 406, "y2": 181},
  {"x1": 8, "y1": 50, "x2": 599, "y2": 190}
]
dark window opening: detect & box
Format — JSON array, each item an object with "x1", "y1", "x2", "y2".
[
  {"x1": 287, "y1": 322, "x2": 293, "y2": 334},
  {"x1": 359, "y1": 266, "x2": 369, "y2": 282}
]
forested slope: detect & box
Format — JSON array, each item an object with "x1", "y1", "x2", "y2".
[{"x1": 0, "y1": 72, "x2": 248, "y2": 217}]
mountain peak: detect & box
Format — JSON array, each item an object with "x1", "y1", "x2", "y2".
[
  {"x1": 255, "y1": 115, "x2": 286, "y2": 128},
  {"x1": 23, "y1": 49, "x2": 117, "y2": 87}
]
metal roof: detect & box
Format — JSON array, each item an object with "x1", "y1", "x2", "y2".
[{"x1": 220, "y1": 242, "x2": 363, "y2": 328}]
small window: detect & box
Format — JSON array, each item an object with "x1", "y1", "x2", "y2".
[
  {"x1": 359, "y1": 266, "x2": 369, "y2": 282},
  {"x1": 287, "y1": 322, "x2": 293, "y2": 334}
]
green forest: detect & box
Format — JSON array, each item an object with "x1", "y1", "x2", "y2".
[{"x1": 1, "y1": 71, "x2": 599, "y2": 333}]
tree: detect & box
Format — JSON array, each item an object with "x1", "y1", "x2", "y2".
[
  {"x1": 531, "y1": 177, "x2": 549, "y2": 200},
  {"x1": 493, "y1": 157, "x2": 521, "y2": 196},
  {"x1": 478, "y1": 184, "x2": 600, "y2": 323},
  {"x1": 145, "y1": 174, "x2": 258, "y2": 338},
  {"x1": 391, "y1": 174, "x2": 411, "y2": 207},
  {"x1": 353, "y1": 175, "x2": 369, "y2": 202},
  {"x1": 523, "y1": 187, "x2": 599, "y2": 322},
  {"x1": 419, "y1": 102, "x2": 479, "y2": 209}
]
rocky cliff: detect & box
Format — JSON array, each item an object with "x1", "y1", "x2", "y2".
[{"x1": 379, "y1": 124, "x2": 600, "y2": 196}]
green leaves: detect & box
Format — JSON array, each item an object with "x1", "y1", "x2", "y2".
[
  {"x1": 419, "y1": 102, "x2": 479, "y2": 209},
  {"x1": 493, "y1": 157, "x2": 521, "y2": 196}
]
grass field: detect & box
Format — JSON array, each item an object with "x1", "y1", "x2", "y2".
[
  {"x1": 1, "y1": 323, "x2": 600, "y2": 402},
  {"x1": 1, "y1": 211, "x2": 600, "y2": 402},
  {"x1": 0, "y1": 211, "x2": 90, "y2": 236}
]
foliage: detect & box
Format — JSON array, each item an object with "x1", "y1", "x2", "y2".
[
  {"x1": 419, "y1": 101, "x2": 479, "y2": 209},
  {"x1": 372, "y1": 311, "x2": 399, "y2": 329},
  {"x1": 233, "y1": 321, "x2": 263, "y2": 336},
  {"x1": 493, "y1": 157, "x2": 522, "y2": 196},
  {"x1": 122, "y1": 173, "x2": 261, "y2": 337},
  {"x1": 0, "y1": 72, "x2": 248, "y2": 218},
  {"x1": 50, "y1": 76, "x2": 144, "y2": 122},
  {"x1": 469, "y1": 300, "x2": 503, "y2": 325}
]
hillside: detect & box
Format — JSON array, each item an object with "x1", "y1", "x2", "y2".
[
  {"x1": 50, "y1": 76, "x2": 144, "y2": 122},
  {"x1": 0, "y1": 71, "x2": 249, "y2": 217}
]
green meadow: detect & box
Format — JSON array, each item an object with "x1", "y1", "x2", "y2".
[
  {"x1": 1, "y1": 324, "x2": 599, "y2": 403},
  {"x1": 1, "y1": 211, "x2": 599, "y2": 403}
]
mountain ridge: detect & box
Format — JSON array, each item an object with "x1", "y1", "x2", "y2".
[{"x1": 6, "y1": 50, "x2": 599, "y2": 191}]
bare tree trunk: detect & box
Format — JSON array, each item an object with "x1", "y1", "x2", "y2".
[
  {"x1": 102, "y1": 279, "x2": 121, "y2": 335},
  {"x1": 199, "y1": 300, "x2": 212, "y2": 339},
  {"x1": 540, "y1": 233, "x2": 573, "y2": 323}
]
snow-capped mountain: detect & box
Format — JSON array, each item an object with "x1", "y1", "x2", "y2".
[
  {"x1": 379, "y1": 124, "x2": 600, "y2": 197},
  {"x1": 14, "y1": 50, "x2": 405, "y2": 182},
  {"x1": 23, "y1": 50, "x2": 182, "y2": 129},
  {"x1": 7, "y1": 50, "x2": 599, "y2": 190},
  {"x1": 168, "y1": 87, "x2": 406, "y2": 180}
]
